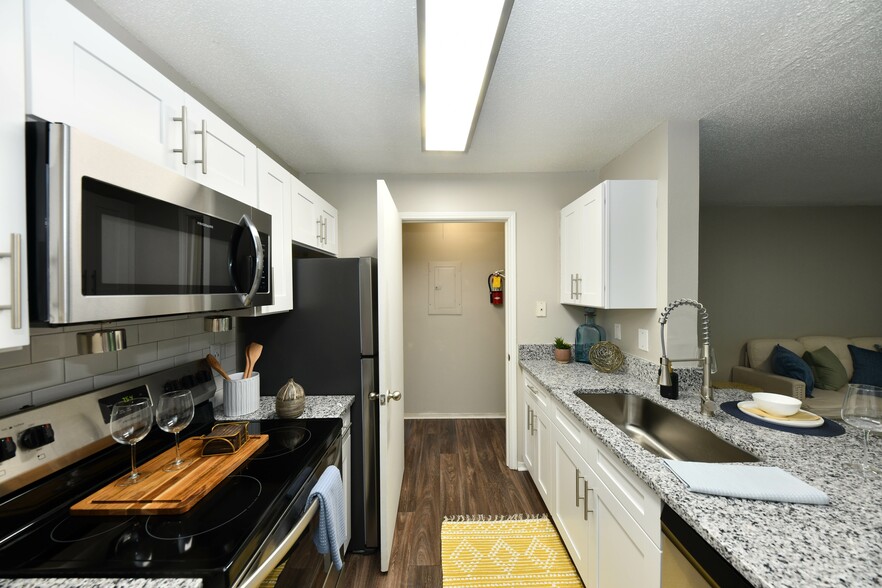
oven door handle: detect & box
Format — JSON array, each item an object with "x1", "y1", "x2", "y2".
[{"x1": 236, "y1": 497, "x2": 321, "y2": 588}]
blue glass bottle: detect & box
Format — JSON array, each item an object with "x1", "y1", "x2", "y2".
[{"x1": 574, "y1": 309, "x2": 605, "y2": 363}]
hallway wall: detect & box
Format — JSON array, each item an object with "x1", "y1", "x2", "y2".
[{"x1": 402, "y1": 223, "x2": 506, "y2": 417}]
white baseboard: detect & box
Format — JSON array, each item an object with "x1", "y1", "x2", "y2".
[{"x1": 404, "y1": 412, "x2": 506, "y2": 420}]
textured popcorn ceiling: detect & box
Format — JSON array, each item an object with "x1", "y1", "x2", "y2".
[{"x1": 84, "y1": 0, "x2": 882, "y2": 205}]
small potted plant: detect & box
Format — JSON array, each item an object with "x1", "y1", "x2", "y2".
[{"x1": 553, "y1": 337, "x2": 572, "y2": 364}]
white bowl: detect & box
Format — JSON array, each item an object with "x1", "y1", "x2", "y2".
[{"x1": 751, "y1": 392, "x2": 802, "y2": 417}]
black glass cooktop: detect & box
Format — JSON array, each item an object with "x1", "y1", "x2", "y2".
[{"x1": 0, "y1": 413, "x2": 341, "y2": 587}]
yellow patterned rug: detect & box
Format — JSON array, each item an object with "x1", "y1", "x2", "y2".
[{"x1": 441, "y1": 515, "x2": 583, "y2": 587}]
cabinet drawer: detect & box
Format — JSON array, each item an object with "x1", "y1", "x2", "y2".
[
  {"x1": 589, "y1": 439, "x2": 661, "y2": 546},
  {"x1": 555, "y1": 404, "x2": 586, "y2": 452},
  {"x1": 523, "y1": 373, "x2": 552, "y2": 414}
]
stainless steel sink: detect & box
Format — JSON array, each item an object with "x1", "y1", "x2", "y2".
[{"x1": 576, "y1": 393, "x2": 759, "y2": 463}]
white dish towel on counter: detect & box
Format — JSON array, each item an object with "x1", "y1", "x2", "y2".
[
  {"x1": 308, "y1": 465, "x2": 345, "y2": 570},
  {"x1": 663, "y1": 460, "x2": 829, "y2": 505}
]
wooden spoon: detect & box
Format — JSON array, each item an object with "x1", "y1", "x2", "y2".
[
  {"x1": 205, "y1": 353, "x2": 231, "y2": 381},
  {"x1": 243, "y1": 342, "x2": 263, "y2": 379}
]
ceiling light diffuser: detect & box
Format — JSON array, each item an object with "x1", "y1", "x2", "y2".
[{"x1": 418, "y1": 0, "x2": 513, "y2": 152}]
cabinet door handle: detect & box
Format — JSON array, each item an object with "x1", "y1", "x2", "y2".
[
  {"x1": 531, "y1": 411, "x2": 537, "y2": 435},
  {"x1": 316, "y1": 218, "x2": 322, "y2": 242},
  {"x1": 322, "y1": 217, "x2": 327, "y2": 244},
  {"x1": 575, "y1": 467, "x2": 585, "y2": 508},
  {"x1": 575, "y1": 274, "x2": 581, "y2": 299},
  {"x1": 570, "y1": 274, "x2": 575, "y2": 299},
  {"x1": 526, "y1": 405, "x2": 532, "y2": 434},
  {"x1": 0, "y1": 234, "x2": 23, "y2": 329},
  {"x1": 194, "y1": 119, "x2": 208, "y2": 174},
  {"x1": 172, "y1": 105, "x2": 188, "y2": 165},
  {"x1": 583, "y1": 481, "x2": 593, "y2": 520}
]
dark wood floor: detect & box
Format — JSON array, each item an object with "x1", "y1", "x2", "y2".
[{"x1": 339, "y1": 418, "x2": 547, "y2": 588}]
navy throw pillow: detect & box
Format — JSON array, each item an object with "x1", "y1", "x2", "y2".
[
  {"x1": 849, "y1": 345, "x2": 882, "y2": 387},
  {"x1": 771, "y1": 344, "x2": 814, "y2": 397}
]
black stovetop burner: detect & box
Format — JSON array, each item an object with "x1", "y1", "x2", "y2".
[{"x1": 0, "y1": 409, "x2": 341, "y2": 587}]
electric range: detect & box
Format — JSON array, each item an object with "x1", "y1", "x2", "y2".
[{"x1": 0, "y1": 360, "x2": 342, "y2": 587}]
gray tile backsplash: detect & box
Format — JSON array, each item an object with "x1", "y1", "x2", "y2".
[{"x1": 0, "y1": 315, "x2": 241, "y2": 417}]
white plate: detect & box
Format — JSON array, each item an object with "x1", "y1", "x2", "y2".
[{"x1": 736, "y1": 401, "x2": 824, "y2": 428}]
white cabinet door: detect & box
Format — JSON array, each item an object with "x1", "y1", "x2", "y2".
[
  {"x1": 291, "y1": 176, "x2": 321, "y2": 248},
  {"x1": 254, "y1": 151, "x2": 292, "y2": 314},
  {"x1": 594, "y1": 472, "x2": 662, "y2": 588},
  {"x1": 25, "y1": 0, "x2": 186, "y2": 173},
  {"x1": 0, "y1": 0, "x2": 29, "y2": 352},
  {"x1": 553, "y1": 434, "x2": 596, "y2": 587},
  {"x1": 290, "y1": 176, "x2": 339, "y2": 255},
  {"x1": 317, "y1": 200, "x2": 338, "y2": 255},
  {"x1": 559, "y1": 200, "x2": 581, "y2": 304},
  {"x1": 523, "y1": 399, "x2": 536, "y2": 473},
  {"x1": 560, "y1": 180, "x2": 656, "y2": 309},
  {"x1": 184, "y1": 97, "x2": 258, "y2": 205}
]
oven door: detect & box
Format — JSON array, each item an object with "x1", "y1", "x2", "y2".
[
  {"x1": 27, "y1": 121, "x2": 272, "y2": 324},
  {"x1": 236, "y1": 435, "x2": 343, "y2": 588}
]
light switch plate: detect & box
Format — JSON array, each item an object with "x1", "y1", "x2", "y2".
[
  {"x1": 535, "y1": 301, "x2": 547, "y2": 317},
  {"x1": 614, "y1": 323, "x2": 622, "y2": 340},
  {"x1": 638, "y1": 329, "x2": 650, "y2": 351}
]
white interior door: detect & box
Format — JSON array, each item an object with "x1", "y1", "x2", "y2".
[{"x1": 376, "y1": 179, "x2": 405, "y2": 572}]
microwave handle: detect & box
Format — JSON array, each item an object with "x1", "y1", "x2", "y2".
[{"x1": 237, "y1": 214, "x2": 264, "y2": 306}]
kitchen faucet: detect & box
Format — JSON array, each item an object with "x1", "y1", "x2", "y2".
[{"x1": 657, "y1": 299, "x2": 716, "y2": 416}]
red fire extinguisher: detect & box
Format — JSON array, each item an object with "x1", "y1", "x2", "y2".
[{"x1": 488, "y1": 271, "x2": 504, "y2": 305}]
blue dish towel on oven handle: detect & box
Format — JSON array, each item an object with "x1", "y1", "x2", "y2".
[{"x1": 307, "y1": 464, "x2": 345, "y2": 570}]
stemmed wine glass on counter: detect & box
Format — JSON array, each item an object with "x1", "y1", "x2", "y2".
[
  {"x1": 155, "y1": 389, "x2": 195, "y2": 471},
  {"x1": 109, "y1": 397, "x2": 153, "y2": 486},
  {"x1": 841, "y1": 383, "x2": 882, "y2": 477}
]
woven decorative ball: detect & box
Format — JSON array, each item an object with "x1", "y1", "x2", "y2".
[{"x1": 589, "y1": 341, "x2": 624, "y2": 373}]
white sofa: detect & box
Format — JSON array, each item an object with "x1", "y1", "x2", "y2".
[{"x1": 731, "y1": 336, "x2": 882, "y2": 418}]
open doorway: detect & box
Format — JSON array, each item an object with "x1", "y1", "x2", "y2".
[
  {"x1": 402, "y1": 222, "x2": 506, "y2": 418},
  {"x1": 399, "y1": 211, "x2": 518, "y2": 469}
]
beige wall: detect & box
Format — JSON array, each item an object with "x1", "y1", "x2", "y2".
[
  {"x1": 402, "y1": 223, "x2": 505, "y2": 416},
  {"x1": 599, "y1": 121, "x2": 701, "y2": 362},
  {"x1": 699, "y1": 205, "x2": 882, "y2": 379},
  {"x1": 301, "y1": 171, "x2": 598, "y2": 345}
]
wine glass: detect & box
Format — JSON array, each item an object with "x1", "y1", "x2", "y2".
[
  {"x1": 110, "y1": 398, "x2": 154, "y2": 486},
  {"x1": 841, "y1": 383, "x2": 882, "y2": 476},
  {"x1": 155, "y1": 389, "x2": 195, "y2": 472}
]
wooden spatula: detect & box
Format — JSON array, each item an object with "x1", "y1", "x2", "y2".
[
  {"x1": 206, "y1": 353, "x2": 231, "y2": 381},
  {"x1": 243, "y1": 342, "x2": 263, "y2": 379}
]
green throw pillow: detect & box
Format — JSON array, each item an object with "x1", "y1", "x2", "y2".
[{"x1": 803, "y1": 346, "x2": 848, "y2": 391}]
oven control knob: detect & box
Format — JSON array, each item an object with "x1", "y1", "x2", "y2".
[
  {"x1": 0, "y1": 437, "x2": 15, "y2": 461},
  {"x1": 19, "y1": 424, "x2": 55, "y2": 450}
]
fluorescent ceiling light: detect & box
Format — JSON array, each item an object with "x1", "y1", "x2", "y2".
[{"x1": 419, "y1": 0, "x2": 513, "y2": 152}]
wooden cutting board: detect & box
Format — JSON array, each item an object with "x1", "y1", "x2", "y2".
[{"x1": 71, "y1": 434, "x2": 268, "y2": 516}]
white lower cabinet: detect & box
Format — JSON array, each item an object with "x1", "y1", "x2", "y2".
[
  {"x1": 524, "y1": 377, "x2": 554, "y2": 509},
  {"x1": 524, "y1": 371, "x2": 662, "y2": 588},
  {"x1": 554, "y1": 434, "x2": 596, "y2": 587}
]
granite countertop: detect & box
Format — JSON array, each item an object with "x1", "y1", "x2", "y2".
[
  {"x1": 520, "y1": 357, "x2": 882, "y2": 588},
  {"x1": 3, "y1": 396, "x2": 354, "y2": 588},
  {"x1": 214, "y1": 395, "x2": 354, "y2": 421}
]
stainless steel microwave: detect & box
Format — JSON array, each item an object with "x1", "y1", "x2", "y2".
[{"x1": 26, "y1": 121, "x2": 272, "y2": 325}]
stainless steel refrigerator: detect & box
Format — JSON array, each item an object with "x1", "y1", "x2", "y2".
[{"x1": 240, "y1": 256, "x2": 379, "y2": 553}]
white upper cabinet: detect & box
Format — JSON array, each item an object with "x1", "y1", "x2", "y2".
[
  {"x1": 291, "y1": 176, "x2": 338, "y2": 255},
  {"x1": 0, "y1": 0, "x2": 29, "y2": 353},
  {"x1": 24, "y1": 0, "x2": 186, "y2": 174},
  {"x1": 255, "y1": 150, "x2": 293, "y2": 314},
  {"x1": 560, "y1": 180, "x2": 657, "y2": 309},
  {"x1": 24, "y1": 0, "x2": 258, "y2": 206},
  {"x1": 183, "y1": 97, "x2": 258, "y2": 206}
]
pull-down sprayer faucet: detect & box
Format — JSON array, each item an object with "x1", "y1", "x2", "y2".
[{"x1": 657, "y1": 299, "x2": 717, "y2": 416}]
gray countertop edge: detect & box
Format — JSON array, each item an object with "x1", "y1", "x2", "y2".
[{"x1": 519, "y1": 358, "x2": 882, "y2": 588}]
